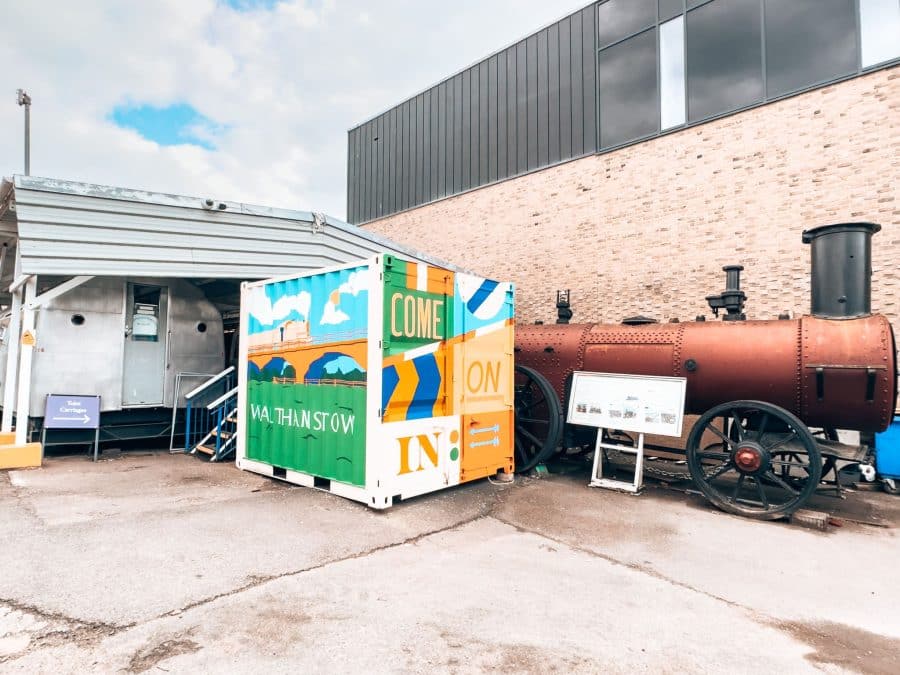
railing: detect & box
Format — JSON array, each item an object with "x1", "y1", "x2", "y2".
[
  {"x1": 184, "y1": 366, "x2": 235, "y2": 453},
  {"x1": 302, "y1": 378, "x2": 367, "y2": 387},
  {"x1": 168, "y1": 371, "x2": 220, "y2": 453},
  {"x1": 271, "y1": 377, "x2": 365, "y2": 387},
  {"x1": 204, "y1": 386, "x2": 238, "y2": 462}
]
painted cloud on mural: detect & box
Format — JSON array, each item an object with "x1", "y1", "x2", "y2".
[
  {"x1": 320, "y1": 268, "x2": 369, "y2": 325},
  {"x1": 247, "y1": 285, "x2": 311, "y2": 331}
]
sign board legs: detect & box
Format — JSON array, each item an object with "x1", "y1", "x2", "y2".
[
  {"x1": 40, "y1": 425, "x2": 100, "y2": 462},
  {"x1": 589, "y1": 428, "x2": 645, "y2": 494}
]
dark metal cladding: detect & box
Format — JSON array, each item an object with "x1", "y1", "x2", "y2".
[
  {"x1": 346, "y1": 4, "x2": 599, "y2": 224},
  {"x1": 516, "y1": 314, "x2": 897, "y2": 433}
]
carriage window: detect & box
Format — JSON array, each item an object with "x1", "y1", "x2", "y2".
[{"x1": 131, "y1": 285, "x2": 160, "y2": 342}]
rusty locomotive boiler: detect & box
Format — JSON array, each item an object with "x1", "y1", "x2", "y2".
[{"x1": 513, "y1": 223, "x2": 898, "y2": 519}]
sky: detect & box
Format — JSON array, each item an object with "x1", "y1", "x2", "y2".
[{"x1": 0, "y1": 0, "x2": 589, "y2": 221}]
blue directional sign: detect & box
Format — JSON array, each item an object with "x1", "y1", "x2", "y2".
[{"x1": 43, "y1": 394, "x2": 101, "y2": 429}]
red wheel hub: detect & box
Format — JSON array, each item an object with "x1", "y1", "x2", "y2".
[{"x1": 734, "y1": 445, "x2": 763, "y2": 472}]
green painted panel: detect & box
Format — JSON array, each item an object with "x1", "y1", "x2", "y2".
[
  {"x1": 245, "y1": 379, "x2": 366, "y2": 486},
  {"x1": 382, "y1": 257, "x2": 453, "y2": 356}
]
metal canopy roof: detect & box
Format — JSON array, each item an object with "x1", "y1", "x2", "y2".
[{"x1": 0, "y1": 175, "x2": 455, "y2": 283}]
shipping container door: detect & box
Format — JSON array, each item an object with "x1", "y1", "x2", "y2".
[
  {"x1": 379, "y1": 258, "x2": 463, "y2": 496},
  {"x1": 453, "y1": 273, "x2": 515, "y2": 481},
  {"x1": 381, "y1": 257, "x2": 454, "y2": 422}
]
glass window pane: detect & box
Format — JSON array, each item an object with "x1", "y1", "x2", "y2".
[
  {"x1": 660, "y1": 17, "x2": 686, "y2": 129},
  {"x1": 860, "y1": 0, "x2": 900, "y2": 67},
  {"x1": 597, "y1": 0, "x2": 656, "y2": 47},
  {"x1": 687, "y1": 0, "x2": 763, "y2": 122},
  {"x1": 660, "y1": 0, "x2": 684, "y2": 21},
  {"x1": 599, "y1": 29, "x2": 659, "y2": 148},
  {"x1": 765, "y1": 0, "x2": 857, "y2": 98},
  {"x1": 687, "y1": 0, "x2": 710, "y2": 8}
]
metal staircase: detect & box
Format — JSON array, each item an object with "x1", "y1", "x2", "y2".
[{"x1": 184, "y1": 367, "x2": 238, "y2": 462}]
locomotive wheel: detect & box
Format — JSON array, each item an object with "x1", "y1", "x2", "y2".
[
  {"x1": 513, "y1": 365, "x2": 563, "y2": 473},
  {"x1": 686, "y1": 400, "x2": 822, "y2": 520}
]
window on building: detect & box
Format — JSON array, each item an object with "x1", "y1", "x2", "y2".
[
  {"x1": 597, "y1": 0, "x2": 656, "y2": 48},
  {"x1": 765, "y1": 0, "x2": 857, "y2": 99},
  {"x1": 687, "y1": 0, "x2": 763, "y2": 122},
  {"x1": 659, "y1": 0, "x2": 684, "y2": 21},
  {"x1": 860, "y1": 0, "x2": 900, "y2": 68},
  {"x1": 660, "y1": 16, "x2": 686, "y2": 129},
  {"x1": 599, "y1": 28, "x2": 658, "y2": 148}
]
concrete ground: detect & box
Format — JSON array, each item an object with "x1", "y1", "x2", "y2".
[{"x1": 1, "y1": 451, "x2": 898, "y2": 674}]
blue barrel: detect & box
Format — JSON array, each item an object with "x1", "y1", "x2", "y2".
[{"x1": 876, "y1": 416, "x2": 900, "y2": 479}]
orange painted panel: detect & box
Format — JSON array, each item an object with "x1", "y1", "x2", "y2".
[
  {"x1": 401, "y1": 262, "x2": 455, "y2": 296},
  {"x1": 452, "y1": 322, "x2": 514, "y2": 415},
  {"x1": 460, "y1": 410, "x2": 514, "y2": 482}
]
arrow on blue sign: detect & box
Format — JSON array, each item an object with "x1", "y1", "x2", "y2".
[{"x1": 52, "y1": 414, "x2": 90, "y2": 424}]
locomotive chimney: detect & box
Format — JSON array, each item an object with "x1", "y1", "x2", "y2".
[
  {"x1": 802, "y1": 222, "x2": 881, "y2": 319},
  {"x1": 706, "y1": 265, "x2": 746, "y2": 321},
  {"x1": 556, "y1": 290, "x2": 573, "y2": 324}
]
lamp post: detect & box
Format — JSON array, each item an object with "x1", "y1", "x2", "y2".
[{"x1": 16, "y1": 89, "x2": 31, "y2": 176}]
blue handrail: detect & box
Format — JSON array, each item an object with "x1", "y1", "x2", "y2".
[
  {"x1": 184, "y1": 367, "x2": 236, "y2": 454},
  {"x1": 207, "y1": 387, "x2": 238, "y2": 461}
]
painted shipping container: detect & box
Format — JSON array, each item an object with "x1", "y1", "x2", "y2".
[{"x1": 236, "y1": 254, "x2": 514, "y2": 508}]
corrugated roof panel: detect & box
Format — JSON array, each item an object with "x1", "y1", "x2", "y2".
[
  {"x1": 21, "y1": 219, "x2": 373, "y2": 260},
  {"x1": 9, "y1": 175, "x2": 459, "y2": 279}
]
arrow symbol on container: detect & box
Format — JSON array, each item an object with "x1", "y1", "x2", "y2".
[
  {"x1": 52, "y1": 415, "x2": 90, "y2": 424},
  {"x1": 470, "y1": 424, "x2": 500, "y2": 436},
  {"x1": 470, "y1": 437, "x2": 500, "y2": 448}
]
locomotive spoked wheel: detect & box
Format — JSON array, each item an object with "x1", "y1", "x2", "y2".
[
  {"x1": 686, "y1": 400, "x2": 822, "y2": 520},
  {"x1": 513, "y1": 365, "x2": 563, "y2": 473}
]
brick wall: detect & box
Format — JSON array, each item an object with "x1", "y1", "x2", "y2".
[{"x1": 363, "y1": 66, "x2": 899, "y2": 330}]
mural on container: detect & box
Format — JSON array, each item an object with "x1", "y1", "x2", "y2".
[
  {"x1": 241, "y1": 256, "x2": 514, "y2": 501},
  {"x1": 381, "y1": 257, "x2": 514, "y2": 491},
  {"x1": 245, "y1": 265, "x2": 370, "y2": 487}
]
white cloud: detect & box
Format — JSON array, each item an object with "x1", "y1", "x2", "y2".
[
  {"x1": 0, "y1": 0, "x2": 589, "y2": 220},
  {"x1": 320, "y1": 301, "x2": 350, "y2": 325},
  {"x1": 248, "y1": 286, "x2": 311, "y2": 325},
  {"x1": 337, "y1": 269, "x2": 369, "y2": 296}
]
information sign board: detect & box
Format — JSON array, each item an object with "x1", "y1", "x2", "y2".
[
  {"x1": 42, "y1": 394, "x2": 102, "y2": 462},
  {"x1": 567, "y1": 372, "x2": 687, "y2": 437},
  {"x1": 43, "y1": 394, "x2": 101, "y2": 429}
]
